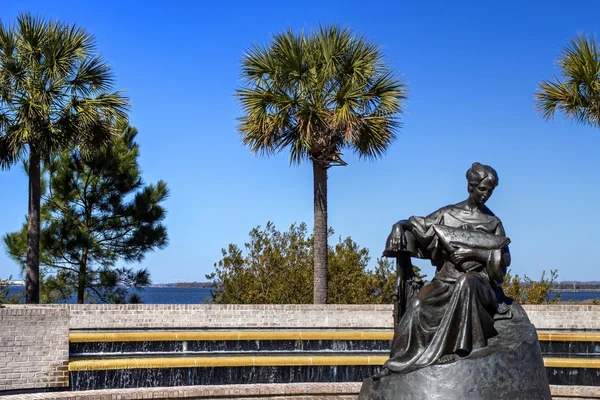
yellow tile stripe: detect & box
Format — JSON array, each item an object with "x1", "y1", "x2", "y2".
[
  {"x1": 544, "y1": 358, "x2": 600, "y2": 369},
  {"x1": 537, "y1": 332, "x2": 600, "y2": 342},
  {"x1": 69, "y1": 331, "x2": 393, "y2": 343},
  {"x1": 69, "y1": 331, "x2": 600, "y2": 343},
  {"x1": 68, "y1": 355, "x2": 390, "y2": 371},
  {"x1": 69, "y1": 355, "x2": 600, "y2": 372}
]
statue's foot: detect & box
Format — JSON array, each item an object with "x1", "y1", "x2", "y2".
[
  {"x1": 436, "y1": 353, "x2": 460, "y2": 365},
  {"x1": 372, "y1": 367, "x2": 391, "y2": 381}
]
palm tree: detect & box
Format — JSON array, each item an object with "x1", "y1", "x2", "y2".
[
  {"x1": 535, "y1": 34, "x2": 600, "y2": 128},
  {"x1": 236, "y1": 26, "x2": 407, "y2": 303},
  {"x1": 0, "y1": 14, "x2": 129, "y2": 303}
]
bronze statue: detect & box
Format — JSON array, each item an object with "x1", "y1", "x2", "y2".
[
  {"x1": 360, "y1": 163, "x2": 551, "y2": 399},
  {"x1": 380, "y1": 162, "x2": 512, "y2": 374}
]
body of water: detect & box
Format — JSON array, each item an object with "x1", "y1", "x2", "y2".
[
  {"x1": 5, "y1": 286, "x2": 600, "y2": 304},
  {"x1": 549, "y1": 291, "x2": 600, "y2": 302},
  {"x1": 6, "y1": 286, "x2": 213, "y2": 304}
]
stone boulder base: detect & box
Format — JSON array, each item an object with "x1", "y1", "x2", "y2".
[{"x1": 358, "y1": 303, "x2": 551, "y2": 400}]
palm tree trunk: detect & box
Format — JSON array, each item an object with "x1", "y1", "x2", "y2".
[
  {"x1": 25, "y1": 148, "x2": 41, "y2": 304},
  {"x1": 313, "y1": 161, "x2": 328, "y2": 304}
]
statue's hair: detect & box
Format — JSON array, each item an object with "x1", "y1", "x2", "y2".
[{"x1": 466, "y1": 162, "x2": 499, "y2": 187}]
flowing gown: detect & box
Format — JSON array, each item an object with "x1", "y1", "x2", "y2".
[{"x1": 383, "y1": 201, "x2": 511, "y2": 373}]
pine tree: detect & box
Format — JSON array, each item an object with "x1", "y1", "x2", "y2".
[{"x1": 4, "y1": 123, "x2": 168, "y2": 303}]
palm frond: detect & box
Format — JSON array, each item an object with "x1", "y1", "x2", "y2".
[
  {"x1": 535, "y1": 33, "x2": 600, "y2": 127},
  {"x1": 0, "y1": 12, "x2": 130, "y2": 168},
  {"x1": 240, "y1": 43, "x2": 275, "y2": 84},
  {"x1": 0, "y1": 128, "x2": 25, "y2": 170},
  {"x1": 350, "y1": 116, "x2": 399, "y2": 160},
  {"x1": 69, "y1": 55, "x2": 114, "y2": 96},
  {"x1": 236, "y1": 25, "x2": 406, "y2": 167},
  {"x1": 15, "y1": 13, "x2": 47, "y2": 69}
]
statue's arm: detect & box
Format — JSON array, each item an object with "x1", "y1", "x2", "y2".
[
  {"x1": 495, "y1": 221, "x2": 511, "y2": 267},
  {"x1": 450, "y1": 220, "x2": 511, "y2": 279},
  {"x1": 484, "y1": 221, "x2": 511, "y2": 283},
  {"x1": 385, "y1": 207, "x2": 447, "y2": 256},
  {"x1": 393, "y1": 219, "x2": 413, "y2": 235},
  {"x1": 384, "y1": 220, "x2": 411, "y2": 254}
]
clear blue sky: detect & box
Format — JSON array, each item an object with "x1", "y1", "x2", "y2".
[{"x1": 2, "y1": 0, "x2": 600, "y2": 283}]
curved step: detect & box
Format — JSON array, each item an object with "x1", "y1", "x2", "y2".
[{"x1": 2, "y1": 384, "x2": 599, "y2": 400}]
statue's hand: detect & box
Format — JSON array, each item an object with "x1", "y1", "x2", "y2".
[
  {"x1": 449, "y1": 247, "x2": 473, "y2": 265},
  {"x1": 389, "y1": 222, "x2": 407, "y2": 251}
]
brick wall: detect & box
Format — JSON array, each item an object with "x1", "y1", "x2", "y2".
[
  {"x1": 67, "y1": 304, "x2": 392, "y2": 330},
  {"x1": 1, "y1": 304, "x2": 598, "y2": 394},
  {"x1": 523, "y1": 304, "x2": 600, "y2": 330},
  {"x1": 0, "y1": 307, "x2": 69, "y2": 392},
  {"x1": 4, "y1": 304, "x2": 600, "y2": 331}
]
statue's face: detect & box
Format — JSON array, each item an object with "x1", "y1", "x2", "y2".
[{"x1": 470, "y1": 176, "x2": 495, "y2": 206}]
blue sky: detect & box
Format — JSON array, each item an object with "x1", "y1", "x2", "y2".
[{"x1": 2, "y1": 0, "x2": 600, "y2": 283}]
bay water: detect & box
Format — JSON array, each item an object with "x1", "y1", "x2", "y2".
[
  {"x1": 5, "y1": 285, "x2": 600, "y2": 304},
  {"x1": 6, "y1": 285, "x2": 213, "y2": 304}
]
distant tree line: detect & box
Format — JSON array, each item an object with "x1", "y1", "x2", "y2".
[{"x1": 552, "y1": 281, "x2": 600, "y2": 290}]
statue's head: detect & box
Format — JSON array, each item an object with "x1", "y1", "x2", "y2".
[{"x1": 466, "y1": 162, "x2": 498, "y2": 206}]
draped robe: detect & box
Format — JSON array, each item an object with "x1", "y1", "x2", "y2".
[{"x1": 383, "y1": 201, "x2": 511, "y2": 373}]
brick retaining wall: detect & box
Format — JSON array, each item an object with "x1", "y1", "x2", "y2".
[
  {"x1": 5, "y1": 304, "x2": 600, "y2": 330},
  {"x1": 2, "y1": 304, "x2": 599, "y2": 393},
  {"x1": 523, "y1": 305, "x2": 600, "y2": 330},
  {"x1": 5, "y1": 304, "x2": 392, "y2": 330},
  {"x1": 0, "y1": 307, "x2": 69, "y2": 391}
]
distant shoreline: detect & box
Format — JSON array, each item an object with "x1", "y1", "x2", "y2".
[
  {"x1": 6, "y1": 282, "x2": 600, "y2": 291},
  {"x1": 152, "y1": 282, "x2": 213, "y2": 288},
  {"x1": 5, "y1": 285, "x2": 600, "y2": 304},
  {"x1": 5, "y1": 284, "x2": 214, "y2": 289}
]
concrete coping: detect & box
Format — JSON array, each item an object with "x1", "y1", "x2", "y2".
[{"x1": 1, "y1": 383, "x2": 599, "y2": 400}]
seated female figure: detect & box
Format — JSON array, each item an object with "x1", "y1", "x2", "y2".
[{"x1": 380, "y1": 162, "x2": 511, "y2": 375}]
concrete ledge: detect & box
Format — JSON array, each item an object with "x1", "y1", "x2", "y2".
[
  {"x1": 552, "y1": 385, "x2": 600, "y2": 399},
  {"x1": 0, "y1": 383, "x2": 363, "y2": 399},
  {"x1": 1, "y1": 384, "x2": 599, "y2": 400}
]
